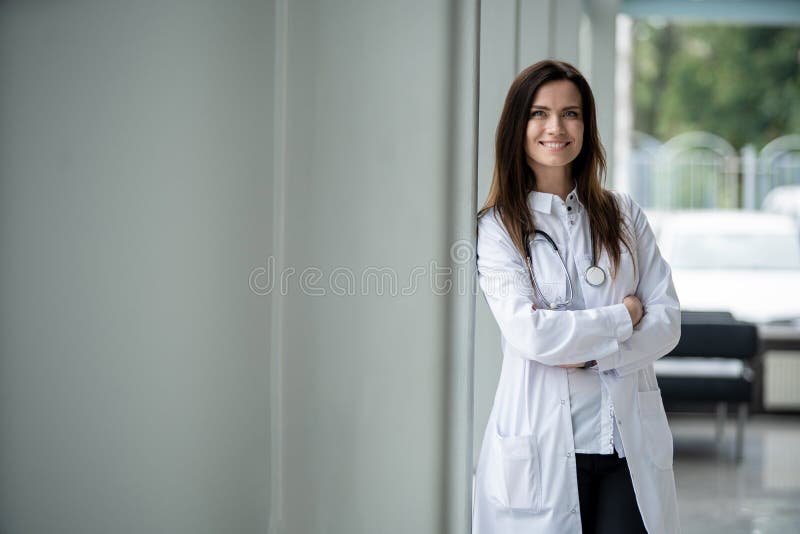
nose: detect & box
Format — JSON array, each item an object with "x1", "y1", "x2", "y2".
[{"x1": 546, "y1": 114, "x2": 564, "y2": 134}]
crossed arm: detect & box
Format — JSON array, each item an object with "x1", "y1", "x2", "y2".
[
  {"x1": 477, "y1": 198, "x2": 679, "y2": 374},
  {"x1": 556, "y1": 295, "x2": 643, "y2": 368}
]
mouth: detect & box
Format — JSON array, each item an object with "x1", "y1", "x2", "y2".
[{"x1": 539, "y1": 141, "x2": 571, "y2": 152}]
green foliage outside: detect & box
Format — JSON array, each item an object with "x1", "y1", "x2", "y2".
[{"x1": 633, "y1": 21, "x2": 800, "y2": 150}]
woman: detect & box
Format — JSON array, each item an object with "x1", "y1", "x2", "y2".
[{"x1": 472, "y1": 60, "x2": 681, "y2": 533}]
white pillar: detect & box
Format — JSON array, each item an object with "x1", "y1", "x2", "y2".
[
  {"x1": 275, "y1": 1, "x2": 479, "y2": 533},
  {"x1": 0, "y1": 2, "x2": 275, "y2": 532},
  {"x1": 583, "y1": 0, "x2": 622, "y2": 186},
  {"x1": 614, "y1": 14, "x2": 634, "y2": 194},
  {"x1": 742, "y1": 144, "x2": 758, "y2": 209}
]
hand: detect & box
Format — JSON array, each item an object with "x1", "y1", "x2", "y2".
[
  {"x1": 557, "y1": 360, "x2": 597, "y2": 369},
  {"x1": 623, "y1": 295, "x2": 644, "y2": 327}
]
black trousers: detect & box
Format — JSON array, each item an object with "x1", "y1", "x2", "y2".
[{"x1": 575, "y1": 453, "x2": 647, "y2": 534}]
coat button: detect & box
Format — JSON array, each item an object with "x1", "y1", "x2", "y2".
[
  {"x1": 560, "y1": 399, "x2": 565, "y2": 405},
  {"x1": 566, "y1": 452, "x2": 572, "y2": 458},
  {"x1": 571, "y1": 507, "x2": 577, "y2": 514}
]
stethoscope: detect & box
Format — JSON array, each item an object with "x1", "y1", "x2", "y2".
[{"x1": 525, "y1": 229, "x2": 606, "y2": 309}]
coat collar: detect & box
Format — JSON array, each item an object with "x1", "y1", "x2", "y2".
[{"x1": 527, "y1": 185, "x2": 583, "y2": 214}]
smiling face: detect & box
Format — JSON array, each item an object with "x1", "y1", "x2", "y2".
[{"x1": 524, "y1": 79, "x2": 584, "y2": 177}]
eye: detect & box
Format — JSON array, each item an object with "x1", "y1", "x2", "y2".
[
  {"x1": 530, "y1": 110, "x2": 546, "y2": 119},
  {"x1": 563, "y1": 110, "x2": 580, "y2": 118}
]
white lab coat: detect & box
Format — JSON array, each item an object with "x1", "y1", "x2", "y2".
[{"x1": 473, "y1": 190, "x2": 681, "y2": 534}]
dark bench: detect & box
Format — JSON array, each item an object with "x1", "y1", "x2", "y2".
[{"x1": 654, "y1": 311, "x2": 759, "y2": 461}]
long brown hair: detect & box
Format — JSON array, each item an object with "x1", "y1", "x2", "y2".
[{"x1": 478, "y1": 59, "x2": 632, "y2": 277}]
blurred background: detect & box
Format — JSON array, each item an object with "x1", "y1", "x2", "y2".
[
  {"x1": 1, "y1": 1, "x2": 798, "y2": 533},
  {"x1": 625, "y1": 9, "x2": 800, "y2": 533}
]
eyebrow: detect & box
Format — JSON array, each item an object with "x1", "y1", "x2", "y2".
[{"x1": 530, "y1": 105, "x2": 581, "y2": 110}]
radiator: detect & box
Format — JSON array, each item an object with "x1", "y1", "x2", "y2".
[{"x1": 763, "y1": 350, "x2": 800, "y2": 410}]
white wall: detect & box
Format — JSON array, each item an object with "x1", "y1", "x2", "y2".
[
  {"x1": 273, "y1": 1, "x2": 477, "y2": 532},
  {"x1": 1, "y1": 1, "x2": 480, "y2": 533},
  {"x1": 0, "y1": 1, "x2": 274, "y2": 532}
]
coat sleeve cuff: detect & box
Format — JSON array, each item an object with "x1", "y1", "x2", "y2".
[
  {"x1": 608, "y1": 303, "x2": 633, "y2": 343},
  {"x1": 595, "y1": 304, "x2": 633, "y2": 373}
]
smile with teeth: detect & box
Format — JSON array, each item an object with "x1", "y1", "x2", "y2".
[{"x1": 540, "y1": 141, "x2": 570, "y2": 150}]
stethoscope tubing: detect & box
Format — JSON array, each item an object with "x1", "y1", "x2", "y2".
[{"x1": 525, "y1": 229, "x2": 605, "y2": 309}]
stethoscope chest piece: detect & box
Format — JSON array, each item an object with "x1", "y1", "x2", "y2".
[{"x1": 585, "y1": 265, "x2": 606, "y2": 287}]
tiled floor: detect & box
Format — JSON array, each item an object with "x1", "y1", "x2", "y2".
[{"x1": 671, "y1": 413, "x2": 800, "y2": 534}]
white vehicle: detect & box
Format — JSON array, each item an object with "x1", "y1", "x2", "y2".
[
  {"x1": 652, "y1": 210, "x2": 800, "y2": 339},
  {"x1": 762, "y1": 184, "x2": 800, "y2": 224}
]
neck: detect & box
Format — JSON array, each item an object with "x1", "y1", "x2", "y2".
[{"x1": 532, "y1": 165, "x2": 573, "y2": 201}]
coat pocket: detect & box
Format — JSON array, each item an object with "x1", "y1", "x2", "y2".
[
  {"x1": 489, "y1": 432, "x2": 542, "y2": 512},
  {"x1": 637, "y1": 389, "x2": 674, "y2": 470}
]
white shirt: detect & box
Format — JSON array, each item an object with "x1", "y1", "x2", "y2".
[
  {"x1": 532, "y1": 187, "x2": 624, "y2": 455},
  {"x1": 472, "y1": 190, "x2": 682, "y2": 534}
]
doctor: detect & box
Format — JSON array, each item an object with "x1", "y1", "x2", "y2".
[{"x1": 473, "y1": 60, "x2": 681, "y2": 534}]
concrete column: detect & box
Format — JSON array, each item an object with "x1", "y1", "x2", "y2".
[
  {"x1": 614, "y1": 13, "x2": 634, "y2": 194},
  {"x1": 0, "y1": 1, "x2": 275, "y2": 532},
  {"x1": 584, "y1": 0, "x2": 621, "y2": 186},
  {"x1": 274, "y1": 1, "x2": 479, "y2": 533}
]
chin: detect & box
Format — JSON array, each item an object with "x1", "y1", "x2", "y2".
[{"x1": 542, "y1": 154, "x2": 576, "y2": 166}]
